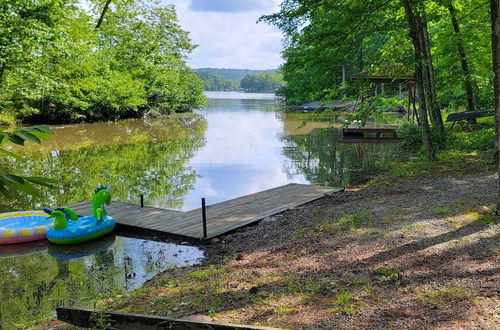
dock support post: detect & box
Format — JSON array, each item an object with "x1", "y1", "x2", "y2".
[
  {"x1": 202, "y1": 198, "x2": 207, "y2": 239},
  {"x1": 140, "y1": 194, "x2": 144, "y2": 208}
]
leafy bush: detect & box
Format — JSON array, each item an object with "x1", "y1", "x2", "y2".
[
  {"x1": 397, "y1": 121, "x2": 422, "y2": 147},
  {"x1": 372, "y1": 96, "x2": 403, "y2": 112},
  {"x1": 447, "y1": 127, "x2": 495, "y2": 151}
]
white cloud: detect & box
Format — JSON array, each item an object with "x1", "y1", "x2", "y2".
[{"x1": 163, "y1": 0, "x2": 283, "y2": 69}]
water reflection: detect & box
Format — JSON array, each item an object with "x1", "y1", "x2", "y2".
[
  {"x1": 0, "y1": 92, "x2": 403, "y2": 212},
  {"x1": 0, "y1": 236, "x2": 203, "y2": 328},
  {"x1": 0, "y1": 115, "x2": 207, "y2": 212},
  {"x1": 282, "y1": 129, "x2": 403, "y2": 186}
]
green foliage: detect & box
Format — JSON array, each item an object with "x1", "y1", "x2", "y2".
[
  {"x1": 240, "y1": 72, "x2": 284, "y2": 93},
  {"x1": 195, "y1": 71, "x2": 239, "y2": 91},
  {"x1": 338, "y1": 211, "x2": 372, "y2": 231},
  {"x1": 447, "y1": 127, "x2": 495, "y2": 151},
  {"x1": 371, "y1": 96, "x2": 404, "y2": 112},
  {"x1": 417, "y1": 286, "x2": 471, "y2": 307},
  {"x1": 261, "y1": 0, "x2": 411, "y2": 105},
  {"x1": 261, "y1": 0, "x2": 494, "y2": 110},
  {"x1": 397, "y1": 121, "x2": 423, "y2": 147},
  {"x1": 0, "y1": 0, "x2": 206, "y2": 124},
  {"x1": 328, "y1": 292, "x2": 355, "y2": 314},
  {"x1": 0, "y1": 125, "x2": 56, "y2": 198}
]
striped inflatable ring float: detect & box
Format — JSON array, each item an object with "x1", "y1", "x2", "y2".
[{"x1": 0, "y1": 210, "x2": 53, "y2": 244}]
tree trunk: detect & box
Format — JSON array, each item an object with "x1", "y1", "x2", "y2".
[
  {"x1": 491, "y1": 0, "x2": 500, "y2": 212},
  {"x1": 0, "y1": 63, "x2": 5, "y2": 87},
  {"x1": 95, "y1": 0, "x2": 112, "y2": 29},
  {"x1": 402, "y1": 0, "x2": 436, "y2": 160},
  {"x1": 448, "y1": 0, "x2": 475, "y2": 112},
  {"x1": 420, "y1": 8, "x2": 444, "y2": 132}
]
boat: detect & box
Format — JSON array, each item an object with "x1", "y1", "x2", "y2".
[
  {"x1": 46, "y1": 186, "x2": 116, "y2": 245},
  {"x1": 0, "y1": 210, "x2": 53, "y2": 244}
]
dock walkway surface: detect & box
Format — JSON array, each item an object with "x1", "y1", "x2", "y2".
[{"x1": 67, "y1": 184, "x2": 343, "y2": 241}]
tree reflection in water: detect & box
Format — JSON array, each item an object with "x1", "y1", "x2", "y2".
[
  {"x1": 0, "y1": 115, "x2": 207, "y2": 212},
  {"x1": 0, "y1": 237, "x2": 203, "y2": 329},
  {"x1": 281, "y1": 128, "x2": 404, "y2": 186}
]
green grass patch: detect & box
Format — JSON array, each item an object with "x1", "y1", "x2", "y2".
[
  {"x1": 338, "y1": 211, "x2": 372, "y2": 231},
  {"x1": 434, "y1": 206, "x2": 450, "y2": 215},
  {"x1": 417, "y1": 286, "x2": 471, "y2": 307},
  {"x1": 187, "y1": 266, "x2": 226, "y2": 279},
  {"x1": 327, "y1": 292, "x2": 355, "y2": 314},
  {"x1": 274, "y1": 306, "x2": 295, "y2": 315},
  {"x1": 367, "y1": 119, "x2": 495, "y2": 190}
]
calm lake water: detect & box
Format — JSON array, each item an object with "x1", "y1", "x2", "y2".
[
  {"x1": 0, "y1": 236, "x2": 203, "y2": 328},
  {"x1": 0, "y1": 91, "x2": 402, "y2": 212},
  {"x1": 0, "y1": 91, "x2": 402, "y2": 328}
]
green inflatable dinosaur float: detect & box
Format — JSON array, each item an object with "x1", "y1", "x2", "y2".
[
  {"x1": 92, "y1": 185, "x2": 111, "y2": 222},
  {"x1": 45, "y1": 185, "x2": 116, "y2": 244}
]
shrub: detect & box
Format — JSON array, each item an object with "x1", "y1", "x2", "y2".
[{"x1": 397, "y1": 121, "x2": 422, "y2": 147}]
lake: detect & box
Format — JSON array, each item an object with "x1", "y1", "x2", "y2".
[{"x1": 0, "y1": 91, "x2": 402, "y2": 212}]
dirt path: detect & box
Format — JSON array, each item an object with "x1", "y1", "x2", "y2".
[{"x1": 92, "y1": 172, "x2": 499, "y2": 329}]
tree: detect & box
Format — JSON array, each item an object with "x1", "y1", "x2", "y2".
[
  {"x1": 446, "y1": 0, "x2": 476, "y2": 111},
  {"x1": 195, "y1": 71, "x2": 239, "y2": 91},
  {"x1": 491, "y1": 0, "x2": 500, "y2": 212},
  {"x1": 0, "y1": 0, "x2": 206, "y2": 124},
  {"x1": 401, "y1": 0, "x2": 436, "y2": 160}
]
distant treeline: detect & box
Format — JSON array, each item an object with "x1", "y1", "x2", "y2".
[
  {"x1": 195, "y1": 69, "x2": 284, "y2": 93},
  {"x1": 194, "y1": 72, "x2": 240, "y2": 91},
  {"x1": 240, "y1": 72, "x2": 285, "y2": 93},
  {"x1": 0, "y1": 0, "x2": 206, "y2": 125},
  {"x1": 195, "y1": 68, "x2": 276, "y2": 81}
]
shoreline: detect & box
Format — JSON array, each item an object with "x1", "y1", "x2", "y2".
[{"x1": 45, "y1": 161, "x2": 499, "y2": 329}]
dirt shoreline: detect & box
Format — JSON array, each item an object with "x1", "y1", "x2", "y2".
[{"x1": 52, "y1": 170, "x2": 499, "y2": 329}]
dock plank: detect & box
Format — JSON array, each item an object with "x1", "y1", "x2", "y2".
[{"x1": 67, "y1": 184, "x2": 343, "y2": 241}]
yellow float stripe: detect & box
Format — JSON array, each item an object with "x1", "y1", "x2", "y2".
[
  {"x1": 38, "y1": 226, "x2": 45, "y2": 234},
  {"x1": 22, "y1": 228, "x2": 29, "y2": 237},
  {"x1": 4, "y1": 230, "x2": 12, "y2": 238}
]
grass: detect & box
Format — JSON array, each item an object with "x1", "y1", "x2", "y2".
[
  {"x1": 327, "y1": 292, "x2": 355, "y2": 314},
  {"x1": 338, "y1": 211, "x2": 373, "y2": 231},
  {"x1": 434, "y1": 206, "x2": 451, "y2": 215},
  {"x1": 367, "y1": 118, "x2": 496, "y2": 192},
  {"x1": 274, "y1": 306, "x2": 295, "y2": 315},
  {"x1": 417, "y1": 286, "x2": 472, "y2": 307}
]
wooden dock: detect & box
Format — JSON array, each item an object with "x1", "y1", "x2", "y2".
[
  {"x1": 342, "y1": 126, "x2": 399, "y2": 139},
  {"x1": 67, "y1": 184, "x2": 343, "y2": 242}
]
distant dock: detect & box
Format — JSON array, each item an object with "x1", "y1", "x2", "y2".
[
  {"x1": 342, "y1": 125, "x2": 400, "y2": 139},
  {"x1": 67, "y1": 184, "x2": 343, "y2": 242}
]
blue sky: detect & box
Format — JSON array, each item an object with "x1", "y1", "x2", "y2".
[{"x1": 163, "y1": 0, "x2": 283, "y2": 70}]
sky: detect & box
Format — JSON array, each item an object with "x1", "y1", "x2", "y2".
[{"x1": 162, "y1": 0, "x2": 284, "y2": 70}]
